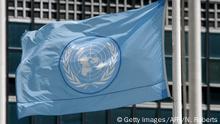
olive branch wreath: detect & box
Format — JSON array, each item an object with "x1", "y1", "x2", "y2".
[{"x1": 62, "y1": 42, "x2": 119, "y2": 90}]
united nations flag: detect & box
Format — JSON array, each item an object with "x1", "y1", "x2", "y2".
[{"x1": 16, "y1": 0, "x2": 170, "y2": 118}]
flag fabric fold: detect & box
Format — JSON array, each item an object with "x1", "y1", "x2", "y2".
[{"x1": 16, "y1": 0, "x2": 169, "y2": 118}]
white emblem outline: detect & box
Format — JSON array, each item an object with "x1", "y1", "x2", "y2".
[{"x1": 60, "y1": 36, "x2": 120, "y2": 93}]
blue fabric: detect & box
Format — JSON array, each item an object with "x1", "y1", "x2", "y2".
[{"x1": 16, "y1": 0, "x2": 170, "y2": 118}]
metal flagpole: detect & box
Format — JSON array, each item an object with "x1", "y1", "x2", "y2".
[
  {"x1": 0, "y1": 0, "x2": 7, "y2": 124},
  {"x1": 172, "y1": 0, "x2": 182, "y2": 123},
  {"x1": 188, "y1": 0, "x2": 202, "y2": 123}
]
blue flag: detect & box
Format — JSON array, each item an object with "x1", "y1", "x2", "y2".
[{"x1": 16, "y1": 0, "x2": 170, "y2": 118}]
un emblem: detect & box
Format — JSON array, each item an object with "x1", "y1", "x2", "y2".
[{"x1": 59, "y1": 36, "x2": 120, "y2": 94}]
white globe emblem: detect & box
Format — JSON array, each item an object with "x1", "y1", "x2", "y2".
[{"x1": 60, "y1": 36, "x2": 120, "y2": 94}]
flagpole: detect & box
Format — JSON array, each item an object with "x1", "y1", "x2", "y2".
[
  {"x1": 172, "y1": 0, "x2": 182, "y2": 123},
  {"x1": 0, "y1": 0, "x2": 7, "y2": 123},
  {"x1": 188, "y1": 0, "x2": 202, "y2": 123}
]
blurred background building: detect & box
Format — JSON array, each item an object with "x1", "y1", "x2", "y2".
[{"x1": 6, "y1": 0, "x2": 220, "y2": 123}]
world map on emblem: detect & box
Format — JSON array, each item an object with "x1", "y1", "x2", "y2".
[{"x1": 59, "y1": 36, "x2": 121, "y2": 94}]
